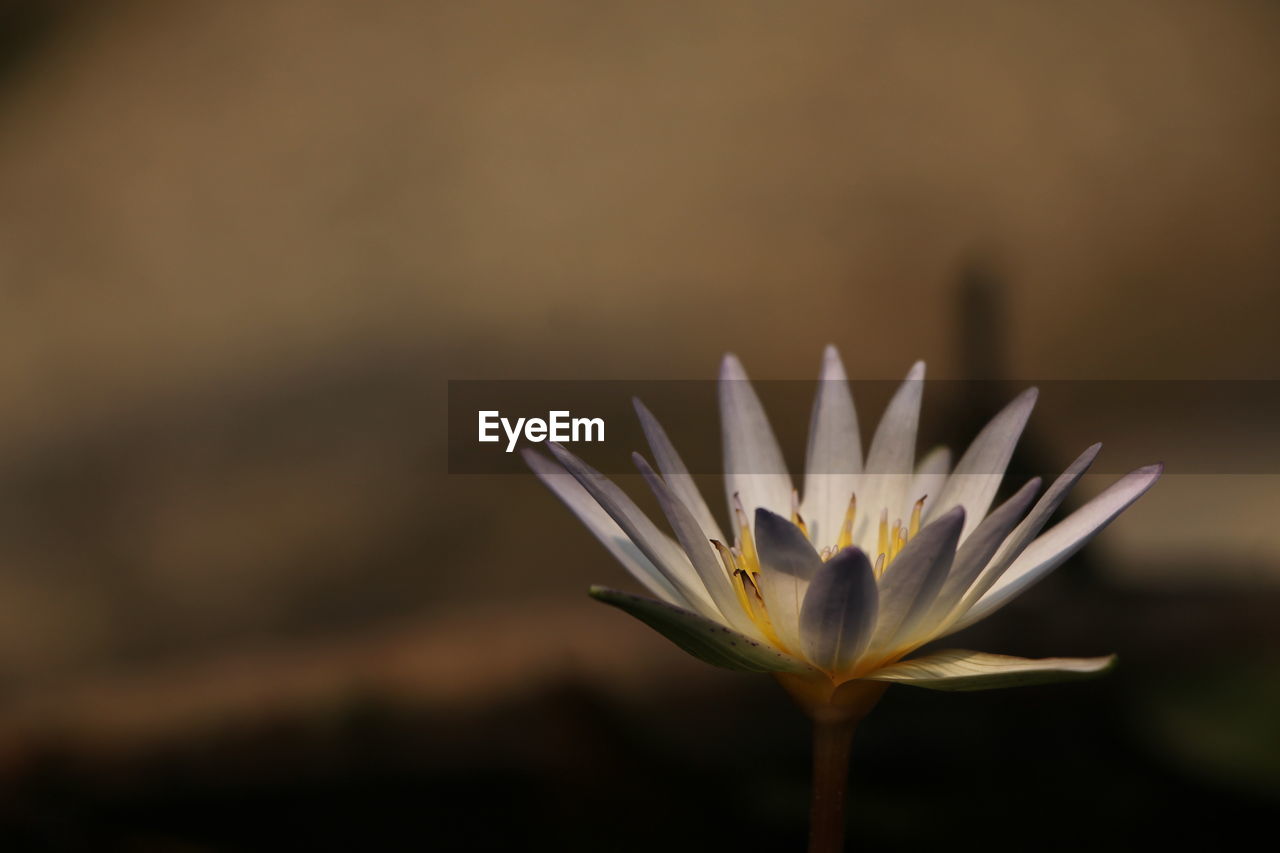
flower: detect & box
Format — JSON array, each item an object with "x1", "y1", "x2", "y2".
[{"x1": 525, "y1": 347, "x2": 1159, "y2": 707}]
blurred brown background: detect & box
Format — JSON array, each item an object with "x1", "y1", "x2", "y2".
[{"x1": 0, "y1": 0, "x2": 1277, "y2": 849}]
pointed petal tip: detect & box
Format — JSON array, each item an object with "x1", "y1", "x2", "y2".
[
  {"x1": 720, "y1": 352, "x2": 746, "y2": 380},
  {"x1": 906, "y1": 360, "x2": 926, "y2": 380},
  {"x1": 754, "y1": 506, "x2": 789, "y2": 527},
  {"x1": 630, "y1": 451, "x2": 654, "y2": 474},
  {"x1": 827, "y1": 544, "x2": 872, "y2": 566}
]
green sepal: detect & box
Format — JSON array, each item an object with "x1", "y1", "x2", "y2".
[{"x1": 589, "y1": 586, "x2": 813, "y2": 674}]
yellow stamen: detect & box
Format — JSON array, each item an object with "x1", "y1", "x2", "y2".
[
  {"x1": 877, "y1": 509, "x2": 889, "y2": 561},
  {"x1": 836, "y1": 493, "x2": 857, "y2": 551},
  {"x1": 873, "y1": 552, "x2": 886, "y2": 579},
  {"x1": 909, "y1": 496, "x2": 925, "y2": 538},
  {"x1": 737, "y1": 569, "x2": 786, "y2": 650},
  {"x1": 733, "y1": 493, "x2": 760, "y2": 574},
  {"x1": 789, "y1": 488, "x2": 809, "y2": 537},
  {"x1": 710, "y1": 539, "x2": 737, "y2": 581},
  {"x1": 712, "y1": 539, "x2": 753, "y2": 617}
]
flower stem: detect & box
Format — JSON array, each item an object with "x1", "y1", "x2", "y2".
[{"x1": 808, "y1": 715, "x2": 857, "y2": 853}]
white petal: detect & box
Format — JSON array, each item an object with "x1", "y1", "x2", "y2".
[
  {"x1": 955, "y1": 462, "x2": 1163, "y2": 631},
  {"x1": 801, "y1": 345, "x2": 861, "y2": 550},
  {"x1": 546, "y1": 443, "x2": 720, "y2": 617},
  {"x1": 799, "y1": 547, "x2": 878, "y2": 673},
  {"x1": 633, "y1": 399, "x2": 726, "y2": 544},
  {"x1": 719, "y1": 354, "x2": 793, "y2": 525},
  {"x1": 524, "y1": 449, "x2": 686, "y2": 606},
  {"x1": 753, "y1": 508, "x2": 823, "y2": 653},
  {"x1": 858, "y1": 362, "x2": 925, "y2": 543},
  {"x1": 927, "y1": 388, "x2": 1038, "y2": 540},
  {"x1": 634, "y1": 453, "x2": 763, "y2": 638},
  {"x1": 590, "y1": 586, "x2": 812, "y2": 674},
  {"x1": 942, "y1": 443, "x2": 1102, "y2": 631},
  {"x1": 908, "y1": 445, "x2": 951, "y2": 521},
  {"x1": 866, "y1": 649, "x2": 1116, "y2": 691},
  {"x1": 866, "y1": 507, "x2": 964, "y2": 655},
  {"x1": 923, "y1": 477, "x2": 1041, "y2": 630}
]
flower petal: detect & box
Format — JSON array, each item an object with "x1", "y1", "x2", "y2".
[
  {"x1": 927, "y1": 388, "x2": 1038, "y2": 540},
  {"x1": 955, "y1": 463, "x2": 1162, "y2": 629},
  {"x1": 753, "y1": 508, "x2": 824, "y2": 652},
  {"x1": 866, "y1": 506, "x2": 964, "y2": 655},
  {"x1": 923, "y1": 477, "x2": 1041, "y2": 630},
  {"x1": 799, "y1": 547, "x2": 878, "y2": 674},
  {"x1": 719, "y1": 354, "x2": 793, "y2": 525},
  {"x1": 801, "y1": 345, "x2": 862, "y2": 550},
  {"x1": 634, "y1": 453, "x2": 763, "y2": 638},
  {"x1": 634, "y1": 398, "x2": 726, "y2": 544},
  {"x1": 866, "y1": 649, "x2": 1117, "y2": 691},
  {"x1": 858, "y1": 362, "x2": 925, "y2": 543},
  {"x1": 942, "y1": 443, "x2": 1102, "y2": 631},
  {"x1": 524, "y1": 449, "x2": 686, "y2": 607},
  {"x1": 547, "y1": 443, "x2": 719, "y2": 616},
  {"x1": 589, "y1": 586, "x2": 813, "y2": 673},
  {"x1": 909, "y1": 445, "x2": 951, "y2": 521}
]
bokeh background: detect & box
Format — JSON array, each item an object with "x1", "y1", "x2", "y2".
[{"x1": 1, "y1": 0, "x2": 1278, "y2": 849}]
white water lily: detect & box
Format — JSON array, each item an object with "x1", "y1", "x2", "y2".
[{"x1": 525, "y1": 347, "x2": 1159, "y2": 703}]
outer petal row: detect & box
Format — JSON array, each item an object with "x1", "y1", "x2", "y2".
[
  {"x1": 801, "y1": 345, "x2": 861, "y2": 549},
  {"x1": 857, "y1": 361, "x2": 925, "y2": 543},
  {"x1": 543, "y1": 444, "x2": 720, "y2": 616},
  {"x1": 954, "y1": 462, "x2": 1163, "y2": 630},
  {"x1": 524, "y1": 449, "x2": 685, "y2": 606},
  {"x1": 866, "y1": 649, "x2": 1117, "y2": 691},
  {"x1": 928, "y1": 388, "x2": 1038, "y2": 540},
  {"x1": 720, "y1": 354, "x2": 792, "y2": 526},
  {"x1": 590, "y1": 586, "x2": 813, "y2": 674}
]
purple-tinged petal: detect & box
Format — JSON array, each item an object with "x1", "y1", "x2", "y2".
[
  {"x1": 634, "y1": 398, "x2": 725, "y2": 544},
  {"x1": 547, "y1": 443, "x2": 719, "y2": 617},
  {"x1": 799, "y1": 547, "x2": 878, "y2": 674},
  {"x1": 866, "y1": 506, "x2": 964, "y2": 655},
  {"x1": 524, "y1": 449, "x2": 685, "y2": 607}
]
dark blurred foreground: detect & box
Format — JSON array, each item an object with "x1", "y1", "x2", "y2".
[{"x1": 1, "y1": 582, "x2": 1278, "y2": 851}]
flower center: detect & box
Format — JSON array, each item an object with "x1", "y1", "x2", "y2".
[{"x1": 710, "y1": 490, "x2": 929, "y2": 649}]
